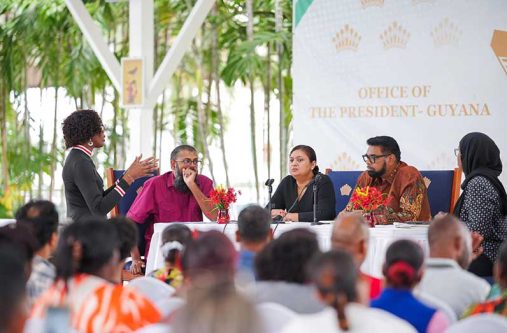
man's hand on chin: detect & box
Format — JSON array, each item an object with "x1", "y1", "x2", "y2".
[{"x1": 183, "y1": 167, "x2": 197, "y2": 189}]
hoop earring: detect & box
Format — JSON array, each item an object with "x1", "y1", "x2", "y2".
[{"x1": 88, "y1": 139, "x2": 94, "y2": 147}]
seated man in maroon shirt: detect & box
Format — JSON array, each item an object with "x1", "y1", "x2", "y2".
[
  {"x1": 345, "y1": 136, "x2": 431, "y2": 223},
  {"x1": 332, "y1": 212, "x2": 382, "y2": 300},
  {"x1": 127, "y1": 145, "x2": 217, "y2": 274}
]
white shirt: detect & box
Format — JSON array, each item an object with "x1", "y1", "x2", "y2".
[
  {"x1": 417, "y1": 258, "x2": 490, "y2": 317},
  {"x1": 280, "y1": 303, "x2": 416, "y2": 333}
]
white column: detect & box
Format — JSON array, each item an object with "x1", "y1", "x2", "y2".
[{"x1": 127, "y1": 0, "x2": 155, "y2": 161}]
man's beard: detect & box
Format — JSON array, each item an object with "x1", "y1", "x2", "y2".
[
  {"x1": 367, "y1": 161, "x2": 387, "y2": 178},
  {"x1": 173, "y1": 168, "x2": 197, "y2": 193}
]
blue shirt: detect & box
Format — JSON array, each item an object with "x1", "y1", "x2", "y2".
[
  {"x1": 237, "y1": 250, "x2": 256, "y2": 277},
  {"x1": 371, "y1": 288, "x2": 436, "y2": 333}
]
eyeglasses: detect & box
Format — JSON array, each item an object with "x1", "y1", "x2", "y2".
[
  {"x1": 362, "y1": 154, "x2": 390, "y2": 163},
  {"x1": 175, "y1": 159, "x2": 201, "y2": 166},
  {"x1": 454, "y1": 148, "x2": 460, "y2": 157}
]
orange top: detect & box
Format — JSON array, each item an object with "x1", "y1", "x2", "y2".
[{"x1": 31, "y1": 274, "x2": 161, "y2": 333}]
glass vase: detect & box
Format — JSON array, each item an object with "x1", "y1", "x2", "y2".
[{"x1": 217, "y1": 208, "x2": 230, "y2": 224}]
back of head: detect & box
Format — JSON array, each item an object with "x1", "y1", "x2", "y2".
[
  {"x1": 109, "y1": 217, "x2": 138, "y2": 261},
  {"x1": 55, "y1": 218, "x2": 119, "y2": 280},
  {"x1": 172, "y1": 283, "x2": 262, "y2": 333},
  {"x1": 182, "y1": 230, "x2": 237, "y2": 285},
  {"x1": 255, "y1": 228, "x2": 320, "y2": 284},
  {"x1": 237, "y1": 205, "x2": 271, "y2": 243},
  {"x1": 0, "y1": 223, "x2": 38, "y2": 269},
  {"x1": 16, "y1": 200, "x2": 59, "y2": 251},
  {"x1": 428, "y1": 214, "x2": 463, "y2": 255},
  {"x1": 366, "y1": 136, "x2": 401, "y2": 162},
  {"x1": 0, "y1": 243, "x2": 28, "y2": 333},
  {"x1": 309, "y1": 250, "x2": 358, "y2": 331},
  {"x1": 383, "y1": 239, "x2": 424, "y2": 289},
  {"x1": 161, "y1": 224, "x2": 192, "y2": 264},
  {"x1": 331, "y1": 213, "x2": 369, "y2": 264}
]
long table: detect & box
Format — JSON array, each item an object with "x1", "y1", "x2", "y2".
[{"x1": 145, "y1": 222, "x2": 429, "y2": 279}]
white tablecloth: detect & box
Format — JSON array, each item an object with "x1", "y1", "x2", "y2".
[
  {"x1": 0, "y1": 219, "x2": 15, "y2": 227},
  {"x1": 145, "y1": 222, "x2": 429, "y2": 278}
]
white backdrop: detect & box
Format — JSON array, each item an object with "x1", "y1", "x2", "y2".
[{"x1": 293, "y1": 0, "x2": 507, "y2": 185}]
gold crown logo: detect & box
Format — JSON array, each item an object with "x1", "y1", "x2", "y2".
[
  {"x1": 340, "y1": 184, "x2": 353, "y2": 196},
  {"x1": 431, "y1": 18, "x2": 462, "y2": 47},
  {"x1": 423, "y1": 177, "x2": 432, "y2": 189},
  {"x1": 380, "y1": 21, "x2": 410, "y2": 49},
  {"x1": 361, "y1": 0, "x2": 384, "y2": 8},
  {"x1": 333, "y1": 25, "x2": 361, "y2": 52},
  {"x1": 491, "y1": 30, "x2": 507, "y2": 75},
  {"x1": 330, "y1": 152, "x2": 362, "y2": 170}
]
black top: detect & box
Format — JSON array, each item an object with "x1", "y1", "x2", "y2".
[
  {"x1": 269, "y1": 173, "x2": 336, "y2": 222},
  {"x1": 62, "y1": 148, "x2": 130, "y2": 222}
]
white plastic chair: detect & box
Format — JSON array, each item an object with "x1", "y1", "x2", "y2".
[
  {"x1": 415, "y1": 290, "x2": 457, "y2": 323},
  {"x1": 127, "y1": 276, "x2": 177, "y2": 317},
  {"x1": 445, "y1": 314, "x2": 507, "y2": 333},
  {"x1": 256, "y1": 302, "x2": 297, "y2": 333}
]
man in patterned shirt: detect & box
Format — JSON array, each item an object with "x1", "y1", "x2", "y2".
[
  {"x1": 464, "y1": 240, "x2": 507, "y2": 317},
  {"x1": 16, "y1": 200, "x2": 59, "y2": 305},
  {"x1": 346, "y1": 136, "x2": 431, "y2": 222}
]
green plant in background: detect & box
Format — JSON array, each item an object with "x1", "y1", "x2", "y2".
[{"x1": 0, "y1": 0, "x2": 293, "y2": 217}]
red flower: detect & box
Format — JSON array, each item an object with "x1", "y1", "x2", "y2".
[
  {"x1": 209, "y1": 185, "x2": 239, "y2": 210},
  {"x1": 350, "y1": 186, "x2": 391, "y2": 213}
]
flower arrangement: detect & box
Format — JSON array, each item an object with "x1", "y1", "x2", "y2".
[
  {"x1": 209, "y1": 185, "x2": 240, "y2": 210},
  {"x1": 350, "y1": 186, "x2": 391, "y2": 213},
  {"x1": 209, "y1": 185, "x2": 240, "y2": 223}
]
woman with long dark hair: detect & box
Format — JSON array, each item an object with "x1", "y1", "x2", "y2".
[
  {"x1": 62, "y1": 109, "x2": 157, "y2": 222},
  {"x1": 454, "y1": 132, "x2": 507, "y2": 277},
  {"x1": 280, "y1": 250, "x2": 416, "y2": 333},
  {"x1": 269, "y1": 145, "x2": 336, "y2": 222},
  {"x1": 30, "y1": 219, "x2": 161, "y2": 332}
]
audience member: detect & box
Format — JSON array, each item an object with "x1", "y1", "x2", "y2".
[
  {"x1": 109, "y1": 216, "x2": 140, "y2": 284},
  {"x1": 31, "y1": 218, "x2": 160, "y2": 332},
  {"x1": 0, "y1": 242, "x2": 32, "y2": 333},
  {"x1": 371, "y1": 239, "x2": 450, "y2": 333},
  {"x1": 331, "y1": 212, "x2": 382, "y2": 299},
  {"x1": 0, "y1": 223, "x2": 38, "y2": 281},
  {"x1": 281, "y1": 250, "x2": 416, "y2": 333},
  {"x1": 235, "y1": 205, "x2": 272, "y2": 278},
  {"x1": 16, "y1": 200, "x2": 59, "y2": 305},
  {"x1": 181, "y1": 230, "x2": 237, "y2": 289},
  {"x1": 253, "y1": 228, "x2": 325, "y2": 313},
  {"x1": 417, "y1": 214, "x2": 490, "y2": 317},
  {"x1": 172, "y1": 282, "x2": 263, "y2": 333},
  {"x1": 149, "y1": 223, "x2": 192, "y2": 288},
  {"x1": 464, "y1": 240, "x2": 507, "y2": 317}
]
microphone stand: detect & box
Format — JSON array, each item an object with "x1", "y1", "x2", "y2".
[
  {"x1": 311, "y1": 174, "x2": 322, "y2": 226},
  {"x1": 267, "y1": 180, "x2": 274, "y2": 214}
]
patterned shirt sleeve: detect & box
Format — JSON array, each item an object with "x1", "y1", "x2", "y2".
[{"x1": 389, "y1": 177, "x2": 427, "y2": 222}]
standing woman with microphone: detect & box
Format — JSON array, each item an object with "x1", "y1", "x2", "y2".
[
  {"x1": 269, "y1": 145, "x2": 336, "y2": 222},
  {"x1": 62, "y1": 109, "x2": 158, "y2": 222}
]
